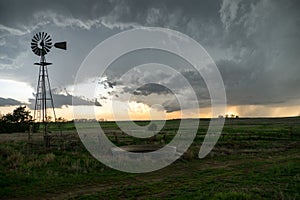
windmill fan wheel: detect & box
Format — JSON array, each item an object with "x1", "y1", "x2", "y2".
[{"x1": 31, "y1": 32, "x2": 52, "y2": 56}]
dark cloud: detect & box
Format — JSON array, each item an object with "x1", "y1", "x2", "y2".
[
  {"x1": 128, "y1": 83, "x2": 180, "y2": 113},
  {"x1": 130, "y1": 93, "x2": 181, "y2": 113},
  {"x1": 51, "y1": 93, "x2": 97, "y2": 108},
  {"x1": 27, "y1": 91, "x2": 98, "y2": 109},
  {"x1": 103, "y1": 81, "x2": 116, "y2": 89},
  {"x1": 0, "y1": 97, "x2": 24, "y2": 106},
  {"x1": 162, "y1": 98, "x2": 181, "y2": 113},
  {"x1": 132, "y1": 83, "x2": 171, "y2": 96},
  {"x1": 94, "y1": 99, "x2": 102, "y2": 107}
]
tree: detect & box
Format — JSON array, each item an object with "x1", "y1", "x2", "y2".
[
  {"x1": 0, "y1": 106, "x2": 33, "y2": 133},
  {"x1": 2, "y1": 106, "x2": 32, "y2": 123},
  {"x1": 56, "y1": 117, "x2": 66, "y2": 122}
]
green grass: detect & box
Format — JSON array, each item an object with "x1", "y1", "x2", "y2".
[{"x1": 0, "y1": 117, "x2": 299, "y2": 199}]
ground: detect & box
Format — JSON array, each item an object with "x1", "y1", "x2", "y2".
[{"x1": 0, "y1": 118, "x2": 299, "y2": 199}]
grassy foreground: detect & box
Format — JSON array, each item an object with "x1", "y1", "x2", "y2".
[{"x1": 0, "y1": 117, "x2": 299, "y2": 199}]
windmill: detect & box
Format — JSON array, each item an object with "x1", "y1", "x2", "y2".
[{"x1": 31, "y1": 32, "x2": 66, "y2": 146}]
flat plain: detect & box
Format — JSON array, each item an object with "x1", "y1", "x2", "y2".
[{"x1": 0, "y1": 117, "x2": 299, "y2": 199}]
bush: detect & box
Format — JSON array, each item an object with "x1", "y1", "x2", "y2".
[{"x1": 0, "y1": 121, "x2": 31, "y2": 133}]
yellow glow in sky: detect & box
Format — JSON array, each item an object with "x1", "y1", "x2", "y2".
[{"x1": 2, "y1": 103, "x2": 299, "y2": 121}]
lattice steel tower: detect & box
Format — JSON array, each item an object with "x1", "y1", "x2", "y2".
[{"x1": 31, "y1": 32, "x2": 66, "y2": 140}]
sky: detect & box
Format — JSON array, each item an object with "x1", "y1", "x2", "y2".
[{"x1": 0, "y1": 0, "x2": 300, "y2": 120}]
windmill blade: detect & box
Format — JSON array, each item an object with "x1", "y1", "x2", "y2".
[
  {"x1": 45, "y1": 40, "x2": 52, "y2": 45},
  {"x1": 38, "y1": 32, "x2": 42, "y2": 40},
  {"x1": 32, "y1": 38, "x2": 38, "y2": 43},
  {"x1": 33, "y1": 34, "x2": 39, "y2": 41},
  {"x1": 31, "y1": 42, "x2": 37, "y2": 47},
  {"x1": 45, "y1": 38, "x2": 52, "y2": 42},
  {"x1": 45, "y1": 45, "x2": 51, "y2": 49},
  {"x1": 32, "y1": 47, "x2": 38, "y2": 52},
  {"x1": 45, "y1": 45, "x2": 52, "y2": 50},
  {"x1": 34, "y1": 49, "x2": 40, "y2": 55},
  {"x1": 44, "y1": 46, "x2": 50, "y2": 51},
  {"x1": 31, "y1": 46, "x2": 38, "y2": 51},
  {"x1": 45, "y1": 34, "x2": 51, "y2": 41},
  {"x1": 45, "y1": 47, "x2": 50, "y2": 53}
]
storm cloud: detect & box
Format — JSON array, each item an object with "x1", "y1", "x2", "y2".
[
  {"x1": 0, "y1": 97, "x2": 23, "y2": 106},
  {"x1": 27, "y1": 89, "x2": 99, "y2": 109},
  {"x1": 0, "y1": 0, "x2": 300, "y2": 114}
]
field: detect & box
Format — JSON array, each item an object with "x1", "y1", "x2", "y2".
[{"x1": 0, "y1": 117, "x2": 299, "y2": 199}]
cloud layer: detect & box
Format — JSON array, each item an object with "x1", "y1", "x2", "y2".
[
  {"x1": 0, "y1": 97, "x2": 23, "y2": 106},
  {"x1": 0, "y1": 0, "x2": 300, "y2": 116}
]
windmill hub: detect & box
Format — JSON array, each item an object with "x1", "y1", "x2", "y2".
[{"x1": 39, "y1": 40, "x2": 44, "y2": 47}]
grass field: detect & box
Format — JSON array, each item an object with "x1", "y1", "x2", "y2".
[{"x1": 0, "y1": 117, "x2": 299, "y2": 199}]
